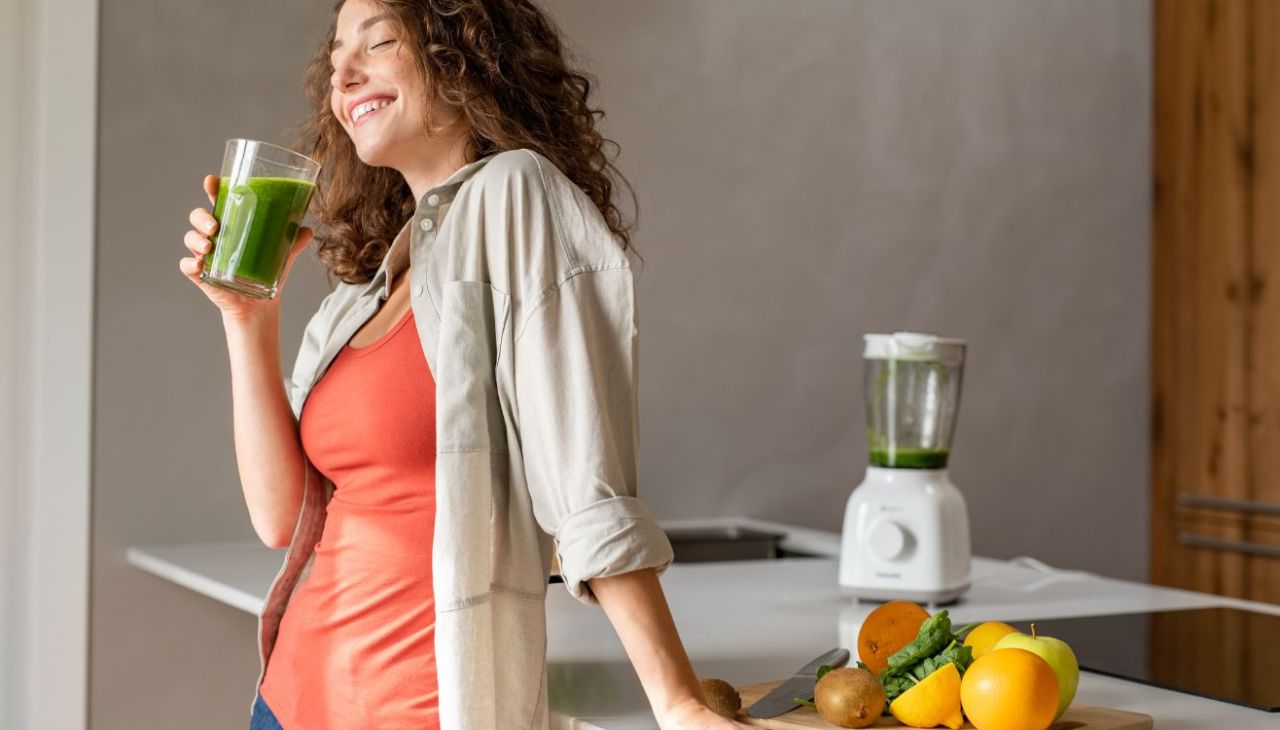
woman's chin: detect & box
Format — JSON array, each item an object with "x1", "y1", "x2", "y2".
[{"x1": 351, "y1": 139, "x2": 394, "y2": 168}]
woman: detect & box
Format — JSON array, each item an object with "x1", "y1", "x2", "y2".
[{"x1": 180, "y1": 1, "x2": 752, "y2": 728}]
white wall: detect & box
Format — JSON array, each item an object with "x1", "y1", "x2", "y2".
[
  {"x1": 0, "y1": 0, "x2": 34, "y2": 723},
  {"x1": 0, "y1": 0, "x2": 98, "y2": 728}
]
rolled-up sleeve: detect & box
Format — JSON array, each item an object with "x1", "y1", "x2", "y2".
[
  {"x1": 286, "y1": 289, "x2": 339, "y2": 419},
  {"x1": 513, "y1": 265, "x2": 674, "y2": 605}
]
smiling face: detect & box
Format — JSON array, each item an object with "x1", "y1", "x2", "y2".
[{"x1": 328, "y1": 0, "x2": 437, "y2": 168}]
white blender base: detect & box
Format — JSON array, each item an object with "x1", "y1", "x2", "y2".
[
  {"x1": 838, "y1": 467, "x2": 972, "y2": 604},
  {"x1": 839, "y1": 582, "x2": 970, "y2": 606}
]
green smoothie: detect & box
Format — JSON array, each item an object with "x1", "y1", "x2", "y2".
[
  {"x1": 205, "y1": 176, "x2": 314, "y2": 295},
  {"x1": 869, "y1": 447, "x2": 950, "y2": 469}
]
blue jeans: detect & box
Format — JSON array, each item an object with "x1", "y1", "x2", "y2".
[{"x1": 250, "y1": 693, "x2": 283, "y2": 730}]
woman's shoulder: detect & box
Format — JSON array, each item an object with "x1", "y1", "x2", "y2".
[
  {"x1": 463, "y1": 148, "x2": 627, "y2": 268},
  {"x1": 470, "y1": 148, "x2": 573, "y2": 198}
]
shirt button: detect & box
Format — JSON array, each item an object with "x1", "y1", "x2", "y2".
[
  {"x1": 412, "y1": 284, "x2": 423, "y2": 298},
  {"x1": 420, "y1": 218, "x2": 434, "y2": 232},
  {"x1": 426, "y1": 194, "x2": 440, "y2": 206}
]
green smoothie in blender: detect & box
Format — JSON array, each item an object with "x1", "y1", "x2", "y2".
[
  {"x1": 868, "y1": 446, "x2": 950, "y2": 469},
  {"x1": 864, "y1": 335, "x2": 964, "y2": 471}
]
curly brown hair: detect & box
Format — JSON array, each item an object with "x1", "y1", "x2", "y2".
[{"x1": 294, "y1": 0, "x2": 638, "y2": 285}]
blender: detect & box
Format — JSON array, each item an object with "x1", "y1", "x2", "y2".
[{"x1": 838, "y1": 332, "x2": 971, "y2": 604}]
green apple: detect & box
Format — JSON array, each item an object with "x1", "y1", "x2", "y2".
[{"x1": 992, "y1": 624, "x2": 1079, "y2": 720}]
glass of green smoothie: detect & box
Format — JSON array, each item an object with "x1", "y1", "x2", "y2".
[{"x1": 200, "y1": 139, "x2": 320, "y2": 300}]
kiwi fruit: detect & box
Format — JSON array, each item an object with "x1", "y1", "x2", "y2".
[
  {"x1": 699, "y1": 678, "x2": 742, "y2": 719},
  {"x1": 813, "y1": 667, "x2": 885, "y2": 728}
]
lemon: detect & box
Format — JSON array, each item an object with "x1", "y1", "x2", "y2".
[
  {"x1": 963, "y1": 621, "x2": 1018, "y2": 659},
  {"x1": 888, "y1": 662, "x2": 964, "y2": 730}
]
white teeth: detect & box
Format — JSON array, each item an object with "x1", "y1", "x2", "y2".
[{"x1": 352, "y1": 98, "x2": 392, "y2": 122}]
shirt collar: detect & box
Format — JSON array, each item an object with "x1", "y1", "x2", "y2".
[{"x1": 359, "y1": 152, "x2": 499, "y2": 300}]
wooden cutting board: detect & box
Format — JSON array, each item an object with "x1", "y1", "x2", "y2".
[{"x1": 734, "y1": 680, "x2": 1154, "y2": 729}]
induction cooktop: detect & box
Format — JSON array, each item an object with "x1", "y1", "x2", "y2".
[{"x1": 1027, "y1": 607, "x2": 1280, "y2": 712}]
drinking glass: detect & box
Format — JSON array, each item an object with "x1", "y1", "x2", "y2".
[{"x1": 200, "y1": 139, "x2": 320, "y2": 299}]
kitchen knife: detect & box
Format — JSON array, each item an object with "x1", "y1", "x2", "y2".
[{"x1": 745, "y1": 647, "x2": 851, "y2": 719}]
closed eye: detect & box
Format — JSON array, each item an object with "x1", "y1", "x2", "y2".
[{"x1": 371, "y1": 39, "x2": 395, "y2": 50}]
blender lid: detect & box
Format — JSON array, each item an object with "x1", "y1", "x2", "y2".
[{"x1": 864, "y1": 331, "x2": 966, "y2": 363}]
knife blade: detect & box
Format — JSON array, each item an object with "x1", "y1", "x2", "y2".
[{"x1": 745, "y1": 647, "x2": 851, "y2": 719}]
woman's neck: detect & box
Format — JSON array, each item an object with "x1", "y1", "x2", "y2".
[{"x1": 400, "y1": 130, "x2": 473, "y2": 202}]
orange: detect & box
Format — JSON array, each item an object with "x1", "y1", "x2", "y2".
[
  {"x1": 889, "y1": 662, "x2": 964, "y2": 730},
  {"x1": 963, "y1": 621, "x2": 1018, "y2": 659},
  {"x1": 960, "y1": 648, "x2": 1060, "y2": 730}
]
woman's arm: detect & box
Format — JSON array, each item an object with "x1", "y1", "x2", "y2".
[
  {"x1": 179, "y1": 174, "x2": 313, "y2": 549},
  {"x1": 221, "y1": 312, "x2": 307, "y2": 548},
  {"x1": 588, "y1": 568, "x2": 751, "y2": 730}
]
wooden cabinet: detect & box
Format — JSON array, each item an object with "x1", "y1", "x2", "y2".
[{"x1": 1153, "y1": 0, "x2": 1280, "y2": 604}]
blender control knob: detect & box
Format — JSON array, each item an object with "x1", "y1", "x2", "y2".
[{"x1": 868, "y1": 520, "x2": 909, "y2": 561}]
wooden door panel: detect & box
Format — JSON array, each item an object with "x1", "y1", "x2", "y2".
[
  {"x1": 1153, "y1": 0, "x2": 1280, "y2": 604},
  {"x1": 1245, "y1": 0, "x2": 1280, "y2": 606}
]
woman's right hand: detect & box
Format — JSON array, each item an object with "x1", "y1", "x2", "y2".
[{"x1": 179, "y1": 174, "x2": 314, "y2": 324}]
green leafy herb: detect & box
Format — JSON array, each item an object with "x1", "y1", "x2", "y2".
[
  {"x1": 885, "y1": 610, "x2": 954, "y2": 674},
  {"x1": 794, "y1": 697, "x2": 816, "y2": 709},
  {"x1": 882, "y1": 672, "x2": 916, "y2": 702},
  {"x1": 874, "y1": 611, "x2": 983, "y2": 703},
  {"x1": 909, "y1": 643, "x2": 974, "y2": 682},
  {"x1": 816, "y1": 664, "x2": 833, "y2": 680}
]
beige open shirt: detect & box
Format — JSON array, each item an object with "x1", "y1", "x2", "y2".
[{"x1": 252, "y1": 149, "x2": 675, "y2": 728}]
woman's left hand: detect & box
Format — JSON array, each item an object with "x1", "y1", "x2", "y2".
[{"x1": 655, "y1": 697, "x2": 754, "y2": 729}]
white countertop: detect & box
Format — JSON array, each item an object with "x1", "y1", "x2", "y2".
[{"x1": 128, "y1": 519, "x2": 1280, "y2": 729}]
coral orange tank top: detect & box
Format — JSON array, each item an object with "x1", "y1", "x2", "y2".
[{"x1": 260, "y1": 307, "x2": 440, "y2": 729}]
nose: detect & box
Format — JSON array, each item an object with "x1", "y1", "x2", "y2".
[{"x1": 330, "y1": 48, "x2": 366, "y2": 92}]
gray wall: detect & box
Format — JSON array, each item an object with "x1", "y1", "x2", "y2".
[
  {"x1": 93, "y1": 1, "x2": 1149, "y2": 728},
  {"x1": 542, "y1": 0, "x2": 1151, "y2": 574},
  {"x1": 92, "y1": 1, "x2": 333, "y2": 727}
]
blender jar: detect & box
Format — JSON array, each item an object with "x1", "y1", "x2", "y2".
[{"x1": 864, "y1": 332, "x2": 966, "y2": 469}]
